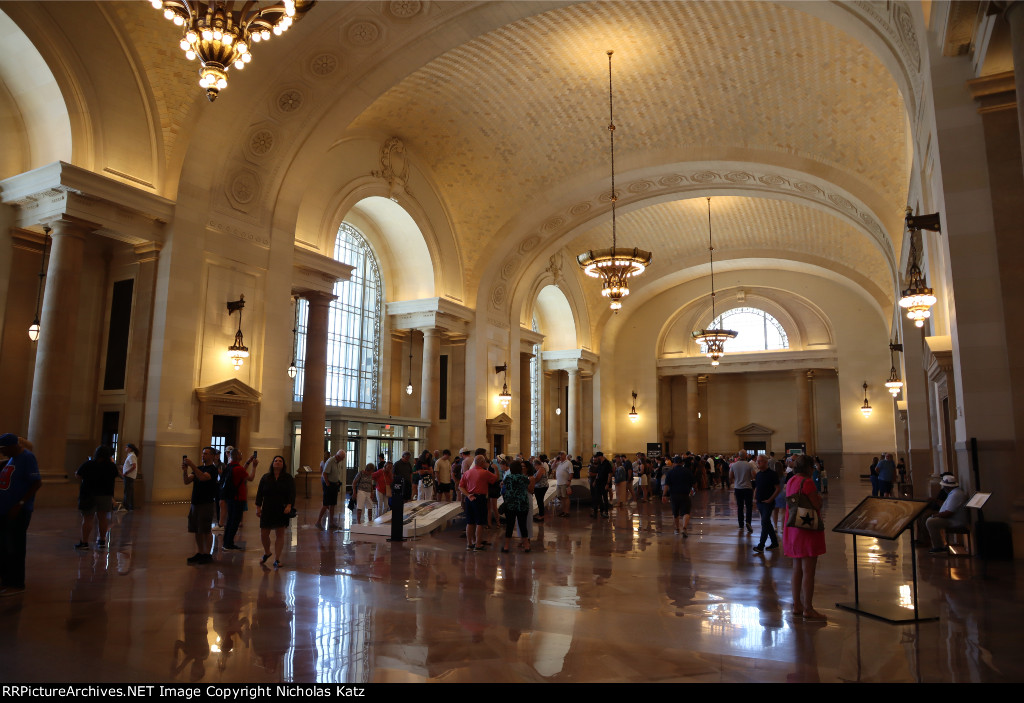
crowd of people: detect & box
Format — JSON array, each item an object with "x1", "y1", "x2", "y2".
[{"x1": 0, "y1": 428, "x2": 969, "y2": 617}]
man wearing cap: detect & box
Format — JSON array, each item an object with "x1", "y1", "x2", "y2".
[
  {"x1": 0, "y1": 434, "x2": 42, "y2": 595},
  {"x1": 926, "y1": 473, "x2": 968, "y2": 555}
]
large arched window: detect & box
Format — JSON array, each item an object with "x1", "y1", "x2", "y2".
[
  {"x1": 293, "y1": 222, "x2": 382, "y2": 409},
  {"x1": 711, "y1": 307, "x2": 789, "y2": 353}
]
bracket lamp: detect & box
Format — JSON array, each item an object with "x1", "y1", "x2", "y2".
[
  {"x1": 227, "y1": 295, "x2": 249, "y2": 370},
  {"x1": 495, "y1": 363, "x2": 512, "y2": 411},
  {"x1": 628, "y1": 391, "x2": 639, "y2": 423}
]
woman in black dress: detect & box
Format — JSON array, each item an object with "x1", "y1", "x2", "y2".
[{"x1": 255, "y1": 456, "x2": 295, "y2": 568}]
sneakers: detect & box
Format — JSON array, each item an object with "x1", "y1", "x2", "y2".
[
  {"x1": 766, "y1": 544, "x2": 779, "y2": 551},
  {"x1": 222, "y1": 544, "x2": 243, "y2": 551},
  {"x1": 187, "y1": 552, "x2": 203, "y2": 564},
  {"x1": 753, "y1": 546, "x2": 765, "y2": 553},
  {"x1": 74, "y1": 542, "x2": 90, "y2": 551},
  {"x1": 746, "y1": 524, "x2": 753, "y2": 534}
]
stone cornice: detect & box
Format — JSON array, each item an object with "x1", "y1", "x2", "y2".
[
  {"x1": 656, "y1": 348, "x2": 837, "y2": 376},
  {"x1": 0, "y1": 161, "x2": 174, "y2": 245},
  {"x1": 541, "y1": 349, "x2": 598, "y2": 374},
  {"x1": 387, "y1": 297, "x2": 474, "y2": 336},
  {"x1": 291, "y1": 246, "x2": 355, "y2": 296}
]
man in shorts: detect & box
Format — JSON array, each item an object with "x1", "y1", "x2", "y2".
[
  {"x1": 183, "y1": 447, "x2": 218, "y2": 564},
  {"x1": 663, "y1": 455, "x2": 695, "y2": 537},
  {"x1": 553, "y1": 451, "x2": 573, "y2": 517},
  {"x1": 458, "y1": 455, "x2": 498, "y2": 550},
  {"x1": 317, "y1": 448, "x2": 346, "y2": 530},
  {"x1": 434, "y1": 449, "x2": 454, "y2": 501}
]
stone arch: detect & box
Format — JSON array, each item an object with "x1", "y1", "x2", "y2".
[{"x1": 0, "y1": 9, "x2": 73, "y2": 177}]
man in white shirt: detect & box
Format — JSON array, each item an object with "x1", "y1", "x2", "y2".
[
  {"x1": 552, "y1": 451, "x2": 573, "y2": 518},
  {"x1": 927, "y1": 473, "x2": 968, "y2": 555},
  {"x1": 729, "y1": 451, "x2": 756, "y2": 533}
]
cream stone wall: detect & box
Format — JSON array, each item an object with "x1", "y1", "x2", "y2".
[{"x1": 604, "y1": 269, "x2": 894, "y2": 468}]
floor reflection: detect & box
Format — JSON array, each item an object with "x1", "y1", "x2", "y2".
[{"x1": 0, "y1": 478, "x2": 1021, "y2": 683}]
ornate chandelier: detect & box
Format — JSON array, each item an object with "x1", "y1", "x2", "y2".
[
  {"x1": 692, "y1": 197, "x2": 737, "y2": 366},
  {"x1": 151, "y1": 1, "x2": 315, "y2": 102},
  {"x1": 899, "y1": 208, "x2": 937, "y2": 328},
  {"x1": 576, "y1": 50, "x2": 652, "y2": 312}
]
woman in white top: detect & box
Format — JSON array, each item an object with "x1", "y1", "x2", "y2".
[{"x1": 122, "y1": 443, "x2": 139, "y2": 511}]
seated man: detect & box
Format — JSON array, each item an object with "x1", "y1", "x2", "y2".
[{"x1": 926, "y1": 473, "x2": 968, "y2": 555}]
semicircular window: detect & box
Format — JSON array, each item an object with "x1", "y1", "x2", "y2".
[{"x1": 710, "y1": 307, "x2": 789, "y2": 352}]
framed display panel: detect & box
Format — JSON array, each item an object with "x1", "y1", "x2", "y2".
[{"x1": 833, "y1": 497, "x2": 930, "y2": 540}]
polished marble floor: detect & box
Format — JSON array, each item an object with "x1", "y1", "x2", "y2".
[{"x1": 1, "y1": 476, "x2": 1021, "y2": 683}]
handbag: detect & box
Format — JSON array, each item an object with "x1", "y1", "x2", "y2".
[{"x1": 786, "y1": 478, "x2": 824, "y2": 531}]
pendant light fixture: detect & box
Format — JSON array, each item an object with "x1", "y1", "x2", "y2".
[
  {"x1": 885, "y1": 340, "x2": 903, "y2": 397},
  {"x1": 287, "y1": 297, "x2": 298, "y2": 379},
  {"x1": 692, "y1": 198, "x2": 737, "y2": 366},
  {"x1": 899, "y1": 207, "x2": 937, "y2": 328},
  {"x1": 405, "y1": 341, "x2": 413, "y2": 395},
  {"x1": 576, "y1": 50, "x2": 652, "y2": 312},
  {"x1": 555, "y1": 374, "x2": 562, "y2": 416},
  {"x1": 27, "y1": 226, "x2": 50, "y2": 342},
  {"x1": 628, "y1": 390, "x2": 639, "y2": 424},
  {"x1": 860, "y1": 382, "x2": 873, "y2": 418},
  {"x1": 227, "y1": 295, "x2": 249, "y2": 370}
]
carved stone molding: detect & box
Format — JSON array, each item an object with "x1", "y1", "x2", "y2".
[
  {"x1": 370, "y1": 137, "x2": 411, "y2": 200},
  {"x1": 207, "y1": 218, "x2": 271, "y2": 248}
]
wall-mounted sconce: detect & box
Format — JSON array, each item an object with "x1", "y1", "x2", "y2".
[
  {"x1": 28, "y1": 226, "x2": 50, "y2": 341},
  {"x1": 405, "y1": 343, "x2": 414, "y2": 395},
  {"x1": 227, "y1": 295, "x2": 249, "y2": 370},
  {"x1": 628, "y1": 390, "x2": 639, "y2": 423},
  {"x1": 287, "y1": 297, "x2": 298, "y2": 379},
  {"x1": 885, "y1": 340, "x2": 903, "y2": 397},
  {"x1": 860, "y1": 382, "x2": 872, "y2": 419},
  {"x1": 495, "y1": 362, "x2": 511, "y2": 411}
]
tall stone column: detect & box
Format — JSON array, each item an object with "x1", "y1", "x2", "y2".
[
  {"x1": 448, "y1": 335, "x2": 467, "y2": 453},
  {"x1": 299, "y1": 291, "x2": 333, "y2": 473},
  {"x1": 27, "y1": 217, "x2": 94, "y2": 477},
  {"x1": 1004, "y1": 3, "x2": 1024, "y2": 181},
  {"x1": 519, "y1": 352, "x2": 532, "y2": 455},
  {"x1": 686, "y1": 374, "x2": 698, "y2": 453},
  {"x1": 420, "y1": 327, "x2": 440, "y2": 450},
  {"x1": 121, "y1": 244, "x2": 161, "y2": 456},
  {"x1": 901, "y1": 322, "x2": 934, "y2": 493},
  {"x1": 567, "y1": 368, "x2": 581, "y2": 458},
  {"x1": 796, "y1": 370, "x2": 814, "y2": 455}
]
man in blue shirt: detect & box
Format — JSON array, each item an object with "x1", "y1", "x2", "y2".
[
  {"x1": 662, "y1": 455, "x2": 695, "y2": 537},
  {"x1": 875, "y1": 452, "x2": 896, "y2": 497},
  {"x1": 0, "y1": 433, "x2": 42, "y2": 596}
]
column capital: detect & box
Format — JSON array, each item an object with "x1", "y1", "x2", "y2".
[
  {"x1": 294, "y1": 289, "x2": 336, "y2": 306},
  {"x1": 47, "y1": 215, "x2": 100, "y2": 240}
]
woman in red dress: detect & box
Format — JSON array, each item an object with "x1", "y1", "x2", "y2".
[{"x1": 784, "y1": 454, "x2": 826, "y2": 621}]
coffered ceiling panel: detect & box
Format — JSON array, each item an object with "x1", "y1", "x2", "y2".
[{"x1": 350, "y1": 0, "x2": 910, "y2": 276}]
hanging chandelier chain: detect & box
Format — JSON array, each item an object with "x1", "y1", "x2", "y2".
[
  {"x1": 607, "y1": 50, "x2": 617, "y2": 252},
  {"x1": 706, "y1": 197, "x2": 716, "y2": 323}
]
